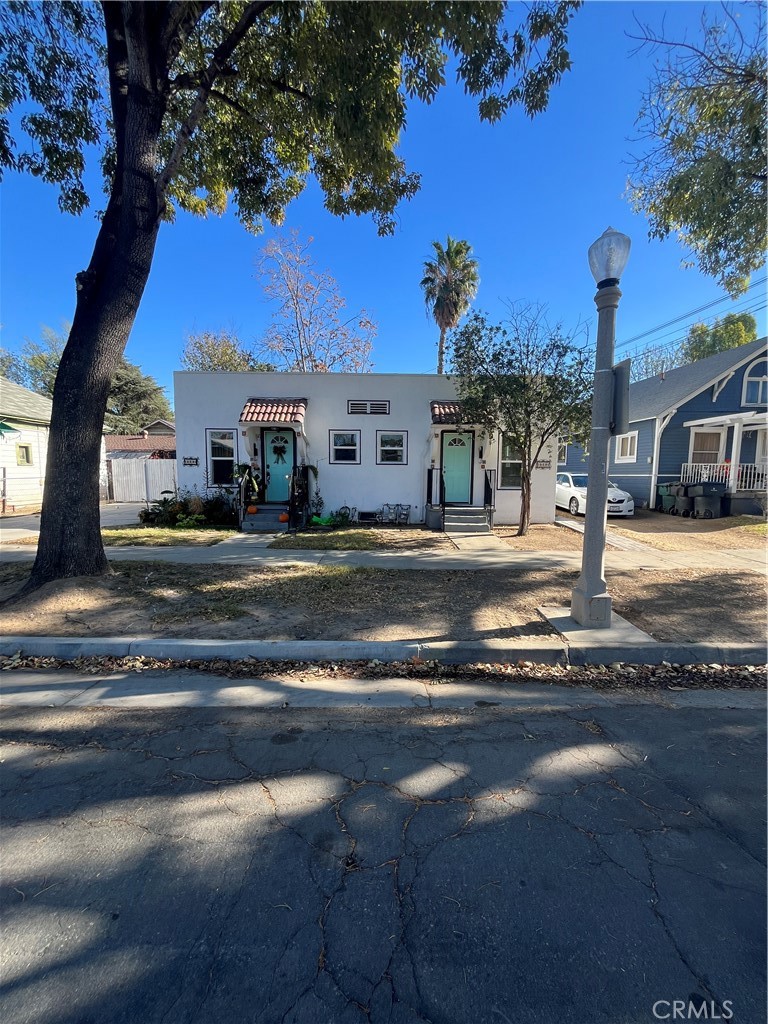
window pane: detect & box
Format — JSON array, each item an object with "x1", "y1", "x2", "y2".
[
  {"x1": 333, "y1": 448, "x2": 357, "y2": 461},
  {"x1": 379, "y1": 434, "x2": 402, "y2": 448},
  {"x1": 380, "y1": 449, "x2": 403, "y2": 463},
  {"x1": 211, "y1": 460, "x2": 233, "y2": 485},
  {"x1": 501, "y1": 436, "x2": 520, "y2": 460},
  {"x1": 691, "y1": 432, "x2": 721, "y2": 463},
  {"x1": 210, "y1": 431, "x2": 234, "y2": 458},
  {"x1": 500, "y1": 464, "x2": 521, "y2": 488},
  {"x1": 333, "y1": 433, "x2": 357, "y2": 447}
]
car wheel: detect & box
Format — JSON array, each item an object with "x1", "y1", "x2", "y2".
[{"x1": 568, "y1": 497, "x2": 580, "y2": 515}]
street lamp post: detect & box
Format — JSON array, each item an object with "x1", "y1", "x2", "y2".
[{"x1": 570, "y1": 227, "x2": 631, "y2": 628}]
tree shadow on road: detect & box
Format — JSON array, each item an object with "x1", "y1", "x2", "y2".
[{"x1": 1, "y1": 704, "x2": 765, "y2": 1024}]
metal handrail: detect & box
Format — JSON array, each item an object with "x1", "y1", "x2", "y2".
[{"x1": 483, "y1": 469, "x2": 496, "y2": 529}]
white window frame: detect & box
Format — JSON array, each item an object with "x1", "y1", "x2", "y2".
[
  {"x1": 206, "y1": 428, "x2": 236, "y2": 486},
  {"x1": 376, "y1": 430, "x2": 407, "y2": 465},
  {"x1": 614, "y1": 431, "x2": 638, "y2": 464},
  {"x1": 687, "y1": 427, "x2": 726, "y2": 465},
  {"x1": 741, "y1": 357, "x2": 768, "y2": 407},
  {"x1": 557, "y1": 438, "x2": 568, "y2": 465},
  {"x1": 16, "y1": 442, "x2": 33, "y2": 466},
  {"x1": 498, "y1": 434, "x2": 522, "y2": 489},
  {"x1": 329, "y1": 429, "x2": 361, "y2": 464}
]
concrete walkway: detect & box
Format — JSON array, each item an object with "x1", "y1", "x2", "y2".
[
  {"x1": 1, "y1": 528, "x2": 766, "y2": 573},
  {"x1": 0, "y1": 501, "x2": 144, "y2": 541}
]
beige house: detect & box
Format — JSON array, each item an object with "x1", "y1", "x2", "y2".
[{"x1": 0, "y1": 376, "x2": 108, "y2": 513}]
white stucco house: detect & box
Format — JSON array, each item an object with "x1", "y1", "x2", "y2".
[{"x1": 174, "y1": 372, "x2": 557, "y2": 530}]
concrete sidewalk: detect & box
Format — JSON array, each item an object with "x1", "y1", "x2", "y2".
[{"x1": 1, "y1": 530, "x2": 766, "y2": 573}]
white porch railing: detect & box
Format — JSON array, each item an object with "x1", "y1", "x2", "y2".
[{"x1": 681, "y1": 462, "x2": 767, "y2": 490}]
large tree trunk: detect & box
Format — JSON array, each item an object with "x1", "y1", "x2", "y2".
[{"x1": 20, "y1": 9, "x2": 167, "y2": 592}]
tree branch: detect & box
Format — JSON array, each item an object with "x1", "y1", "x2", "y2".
[{"x1": 156, "y1": 0, "x2": 276, "y2": 200}]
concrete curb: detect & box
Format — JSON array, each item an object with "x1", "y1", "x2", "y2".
[{"x1": 0, "y1": 636, "x2": 765, "y2": 667}]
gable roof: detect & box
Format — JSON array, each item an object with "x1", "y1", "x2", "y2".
[
  {"x1": 0, "y1": 376, "x2": 54, "y2": 425},
  {"x1": 105, "y1": 434, "x2": 177, "y2": 453},
  {"x1": 630, "y1": 337, "x2": 767, "y2": 422}
]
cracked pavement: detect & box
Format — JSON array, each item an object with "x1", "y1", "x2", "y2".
[{"x1": 0, "y1": 702, "x2": 765, "y2": 1024}]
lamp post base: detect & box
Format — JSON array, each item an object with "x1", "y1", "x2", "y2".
[{"x1": 570, "y1": 586, "x2": 612, "y2": 629}]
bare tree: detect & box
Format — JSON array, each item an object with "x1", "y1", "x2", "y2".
[
  {"x1": 450, "y1": 305, "x2": 592, "y2": 535},
  {"x1": 255, "y1": 232, "x2": 375, "y2": 372}
]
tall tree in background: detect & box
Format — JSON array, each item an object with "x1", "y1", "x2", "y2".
[
  {"x1": 181, "y1": 330, "x2": 274, "y2": 372},
  {"x1": 0, "y1": 326, "x2": 65, "y2": 396},
  {"x1": 628, "y1": 311, "x2": 758, "y2": 381},
  {"x1": 628, "y1": 3, "x2": 767, "y2": 295},
  {"x1": 0, "y1": 0, "x2": 581, "y2": 591},
  {"x1": 449, "y1": 306, "x2": 592, "y2": 536},
  {"x1": 256, "y1": 232, "x2": 375, "y2": 372},
  {"x1": 680, "y1": 312, "x2": 758, "y2": 363},
  {"x1": 1, "y1": 327, "x2": 171, "y2": 431},
  {"x1": 421, "y1": 237, "x2": 480, "y2": 374}
]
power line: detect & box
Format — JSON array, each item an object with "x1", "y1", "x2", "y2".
[
  {"x1": 616, "y1": 293, "x2": 767, "y2": 354},
  {"x1": 616, "y1": 276, "x2": 767, "y2": 351},
  {"x1": 626, "y1": 300, "x2": 767, "y2": 365}
]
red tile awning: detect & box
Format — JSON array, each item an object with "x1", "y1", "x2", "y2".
[
  {"x1": 430, "y1": 400, "x2": 463, "y2": 424},
  {"x1": 239, "y1": 398, "x2": 307, "y2": 425}
]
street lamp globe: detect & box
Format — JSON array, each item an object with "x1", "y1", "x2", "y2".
[{"x1": 588, "y1": 227, "x2": 631, "y2": 288}]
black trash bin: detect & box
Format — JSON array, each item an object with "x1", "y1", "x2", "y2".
[
  {"x1": 694, "y1": 495, "x2": 723, "y2": 519},
  {"x1": 687, "y1": 481, "x2": 728, "y2": 498},
  {"x1": 673, "y1": 495, "x2": 695, "y2": 516}
]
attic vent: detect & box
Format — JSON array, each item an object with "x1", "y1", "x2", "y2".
[{"x1": 347, "y1": 400, "x2": 390, "y2": 415}]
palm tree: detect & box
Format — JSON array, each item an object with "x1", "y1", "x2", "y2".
[{"x1": 420, "y1": 236, "x2": 480, "y2": 374}]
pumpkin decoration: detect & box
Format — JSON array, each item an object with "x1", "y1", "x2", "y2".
[
  {"x1": 278, "y1": 513, "x2": 289, "y2": 523},
  {"x1": 247, "y1": 505, "x2": 259, "y2": 514}
]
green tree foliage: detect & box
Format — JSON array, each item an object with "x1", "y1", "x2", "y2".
[
  {"x1": 0, "y1": 0, "x2": 582, "y2": 589},
  {"x1": 449, "y1": 305, "x2": 592, "y2": 535},
  {"x1": 628, "y1": 3, "x2": 767, "y2": 296},
  {"x1": 103, "y1": 361, "x2": 173, "y2": 434},
  {"x1": 680, "y1": 312, "x2": 758, "y2": 363},
  {"x1": 421, "y1": 236, "x2": 480, "y2": 374},
  {"x1": 0, "y1": 326, "x2": 65, "y2": 396},
  {"x1": 1, "y1": 326, "x2": 172, "y2": 431},
  {"x1": 256, "y1": 231, "x2": 375, "y2": 372},
  {"x1": 180, "y1": 329, "x2": 274, "y2": 372}
]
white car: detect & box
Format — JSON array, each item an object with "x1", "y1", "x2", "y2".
[{"x1": 555, "y1": 472, "x2": 635, "y2": 517}]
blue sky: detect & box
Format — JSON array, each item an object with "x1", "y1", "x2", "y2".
[{"x1": 1, "y1": 1, "x2": 765, "y2": 408}]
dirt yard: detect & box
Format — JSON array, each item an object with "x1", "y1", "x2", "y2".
[
  {"x1": 1, "y1": 560, "x2": 764, "y2": 645},
  {"x1": 606, "y1": 509, "x2": 767, "y2": 551}
]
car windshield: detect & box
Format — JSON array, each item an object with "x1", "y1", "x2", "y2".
[{"x1": 570, "y1": 475, "x2": 588, "y2": 488}]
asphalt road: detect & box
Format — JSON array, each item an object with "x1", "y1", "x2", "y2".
[{"x1": 1, "y1": 701, "x2": 765, "y2": 1024}]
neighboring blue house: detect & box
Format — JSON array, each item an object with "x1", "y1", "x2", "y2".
[{"x1": 562, "y1": 337, "x2": 768, "y2": 514}]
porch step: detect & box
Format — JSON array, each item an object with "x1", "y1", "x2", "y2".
[
  {"x1": 443, "y1": 507, "x2": 492, "y2": 535},
  {"x1": 241, "y1": 506, "x2": 289, "y2": 532}
]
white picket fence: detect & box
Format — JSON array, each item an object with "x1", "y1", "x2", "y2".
[{"x1": 110, "y1": 459, "x2": 178, "y2": 502}]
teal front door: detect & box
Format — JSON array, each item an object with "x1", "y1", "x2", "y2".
[
  {"x1": 263, "y1": 430, "x2": 294, "y2": 502},
  {"x1": 442, "y1": 432, "x2": 473, "y2": 503}
]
